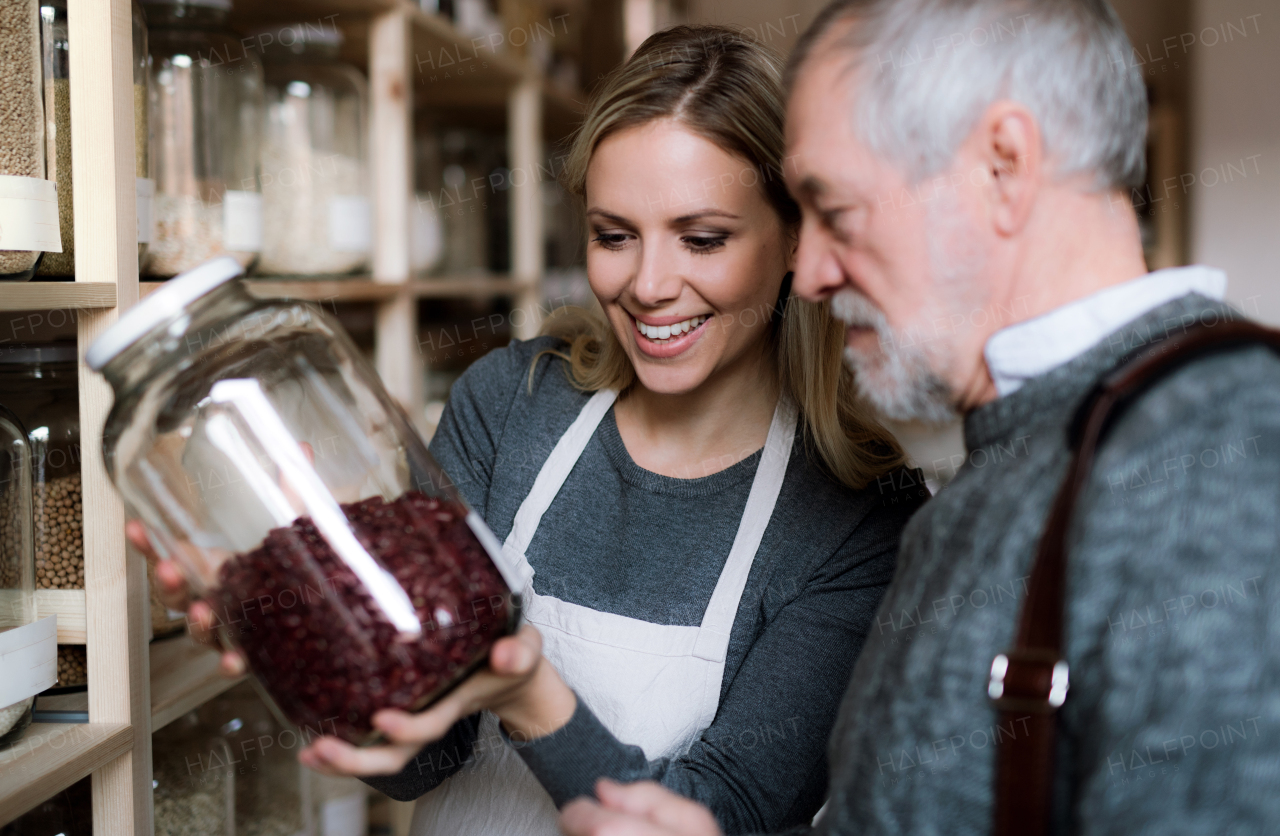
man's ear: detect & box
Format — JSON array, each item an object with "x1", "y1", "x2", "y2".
[{"x1": 970, "y1": 100, "x2": 1042, "y2": 237}]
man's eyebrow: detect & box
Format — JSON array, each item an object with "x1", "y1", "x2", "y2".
[{"x1": 797, "y1": 175, "x2": 826, "y2": 201}]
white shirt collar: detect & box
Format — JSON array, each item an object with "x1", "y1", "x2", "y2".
[{"x1": 984, "y1": 265, "x2": 1228, "y2": 397}]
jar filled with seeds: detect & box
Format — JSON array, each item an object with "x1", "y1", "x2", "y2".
[
  {"x1": 0, "y1": 403, "x2": 40, "y2": 749},
  {"x1": 55, "y1": 643, "x2": 86, "y2": 687},
  {"x1": 153, "y1": 711, "x2": 236, "y2": 836},
  {"x1": 90, "y1": 258, "x2": 520, "y2": 745},
  {"x1": 36, "y1": 0, "x2": 151, "y2": 277},
  {"x1": 142, "y1": 0, "x2": 264, "y2": 279},
  {"x1": 254, "y1": 21, "x2": 371, "y2": 277},
  {"x1": 0, "y1": 0, "x2": 60, "y2": 280},
  {"x1": 0, "y1": 344, "x2": 82, "y2": 591}
]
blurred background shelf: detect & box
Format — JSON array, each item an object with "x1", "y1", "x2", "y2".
[{"x1": 0, "y1": 283, "x2": 117, "y2": 312}]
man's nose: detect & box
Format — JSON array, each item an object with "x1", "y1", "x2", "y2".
[{"x1": 792, "y1": 228, "x2": 846, "y2": 302}]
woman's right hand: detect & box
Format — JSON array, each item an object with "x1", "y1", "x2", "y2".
[{"x1": 127, "y1": 519, "x2": 247, "y2": 677}]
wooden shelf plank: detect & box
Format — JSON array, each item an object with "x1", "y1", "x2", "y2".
[
  {"x1": 0, "y1": 283, "x2": 117, "y2": 312},
  {"x1": 33, "y1": 635, "x2": 244, "y2": 734},
  {"x1": 35, "y1": 589, "x2": 87, "y2": 644},
  {"x1": 149, "y1": 635, "x2": 245, "y2": 732},
  {"x1": 0, "y1": 722, "x2": 131, "y2": 825}
]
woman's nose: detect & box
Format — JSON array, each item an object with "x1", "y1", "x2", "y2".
[{"x1": 631, "y1": 242, "x2": 683, "y2": 307}]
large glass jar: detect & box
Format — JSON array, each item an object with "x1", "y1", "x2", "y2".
[
  {"x1": 255, "y1": 22, "x2": 370, "y2": 277},
  {"x1": 142, "y1": 0, "x2": 264, "y2": 278},
  {"x1": 88, "y1": 257, "x2": 521, "y2": 744},
  {"x1": 0, "y1": 0, "x2": 58, "y2": 281},
  {"x1": 36, "y1": 0, "x2": 150, "y2": 277},
  {"x1": 0, "y1": 404, "x2": 38, "y2": 748}
]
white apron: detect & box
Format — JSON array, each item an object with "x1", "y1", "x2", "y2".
[{"x1": 412, "y1": 390, "x2": 798, "y2": 836}]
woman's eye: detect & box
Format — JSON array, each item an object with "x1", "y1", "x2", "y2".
[
  {"x1": 682, "y1": 235, "x2": 727, "y2": 253},
  {"x1": 592, "y1": 232, "x2": 630, "y2": 250}
]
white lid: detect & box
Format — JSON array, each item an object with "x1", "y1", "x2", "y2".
[{"x1": 86, "y1": 257, "x2": 244, "y2": 371}]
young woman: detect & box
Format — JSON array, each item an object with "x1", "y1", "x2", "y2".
[{"x1": 148, "y1": 24, "x2": 923, "y2": 836}]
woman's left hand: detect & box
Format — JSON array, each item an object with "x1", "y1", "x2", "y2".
[{"x1": 299, "y1": 625, "x2": 576, "y2": 776}]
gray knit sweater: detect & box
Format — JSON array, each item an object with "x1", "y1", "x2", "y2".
[
  {"x1": 363, "y1": 336, "x2": 924, "y2": 833},
  {"x1": 775, "y1": 293, "x2": 1280, "y2": 836}
]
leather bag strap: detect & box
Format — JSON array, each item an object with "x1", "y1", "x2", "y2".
[{"x1": 990, "y1": 319, "x2": 1280, "y2": 836}]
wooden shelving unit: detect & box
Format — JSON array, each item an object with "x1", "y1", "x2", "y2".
[{"x1": 0, "y1": 0, "x2": 584, "y2": 829}]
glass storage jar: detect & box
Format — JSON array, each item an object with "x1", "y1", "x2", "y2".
[
  {"x1": 142, "y1": 0, "x2": 264, "y2": 278},
  {"x1": 88, "y1": 257, "x2": 521, "y2": 744},
  {"x1": 0, "y1": 404, "x2": 37, "y2": 748},
  {"x1": 255, "y1": 22, "x2": 371, "y2": 277},
  {"x1": 0, "y1": 0, "x2": 58, "y2": 281},
  {"x1": 153, "y1": 711, "x2": 236, "y2": 836},
  {"x1": 199, "y1": 681, "x2": 306, "y2": 836},
  {"x1": 36, "y1": 0, "x2": 150, "y2": 277}
]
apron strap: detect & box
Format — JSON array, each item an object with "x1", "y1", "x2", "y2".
[
  {"x1": 502, "y1": 388, "x2": 618, "y2": 583},
  {"x1": 693, "y1": 396, "x2": 798, "y2": 663}
]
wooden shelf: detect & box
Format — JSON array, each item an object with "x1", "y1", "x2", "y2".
[
  {"x1": 0, "y1": 722, "x2": 132, "y2": 825},
  {"x1": 0, "y1": 283, "x2": 117, "y2": 312},
  {"x1": 34, "y1": 635, "x2": 243, "y2": 734},
  {"x1": 141, "y1": 276, "x2": 527, "y2": 304},
  {"x1": 149, "y1": 635, "x2": 245, "y2": 732}
]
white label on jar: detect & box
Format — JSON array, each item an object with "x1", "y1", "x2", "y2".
[
  {"x1": 0, "y1": 616, "x2": 57, "y2": 708},
  {"x1": 0, "y1": 175, "x2": 63, "y2": 253},
  {"x1": 136, "y1": 177, "x2": 155, "y2": 244},
  {"x1": 321, "y1": 793, "x2": 366, "y2": 836},
  {"x1": 327, "y1": 196, "x2": 371, "y2": 253},
  {"x1": 223, "y1": 190, "x2": 263, "y2": 252}
]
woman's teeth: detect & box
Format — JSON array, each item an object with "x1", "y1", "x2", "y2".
[{"x1": 635, "y1": 315, "x2": 707, "y2": 342}]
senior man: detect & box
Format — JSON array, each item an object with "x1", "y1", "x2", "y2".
[{"x1": 561, "y1": 0, "x2": 1280, "y2": 834}]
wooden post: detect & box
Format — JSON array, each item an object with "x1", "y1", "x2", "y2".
[
  {"x1": 370, "y1": 9, "x2": 424, "y2": 425},
  {"x1": 509, "y1": 78, "x2": 544, "y2": 340},
  {"x1": 67, "y1": 0, "x2": 150, "y2": 833}
]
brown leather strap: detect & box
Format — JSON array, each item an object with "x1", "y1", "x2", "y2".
[{"x1": 990, "y1": 319, "x2": 1280, "y2": 836}]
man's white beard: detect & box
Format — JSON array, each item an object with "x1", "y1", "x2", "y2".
[{"x1": 830, "y1": 289, "x2": 959, "y2": 424}]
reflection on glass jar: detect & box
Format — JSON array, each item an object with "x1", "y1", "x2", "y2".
[
  {"x1": 254, "y1": 21, "x2": 370, "y2": 277},
  {"x1": 141, "y1": 0, "x2": 264, "y2": 278},
  {"x1": 0, "y1": 404, "x2": 37, "y2": 748},
  {"x1": 90, "y1": 258, "x2": 520, "y2": 744}
]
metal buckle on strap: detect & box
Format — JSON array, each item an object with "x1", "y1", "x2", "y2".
[{"x1": 988, "y1": 649, "x2": 1069, "y2": 713}]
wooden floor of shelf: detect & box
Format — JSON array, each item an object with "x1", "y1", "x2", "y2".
[
  {"x1": 0, "y1": 282, "x2": 117, "y2": 311},
  {"x1": 34, "y1": 635, "x2": 244, "y2": 734},
  {"x1": 141, "y1": 275, "x2": 525, "y2": 303},
  {"x1": 0, "y1": 722, "x2": 131, "y2": 825}
]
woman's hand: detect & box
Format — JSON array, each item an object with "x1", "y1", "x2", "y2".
[
  {"x1": 299, "y1": 624, "x2": 579, "y2": 777},
  {"x1": 127, "y1": 520, "x2": 247, "y2": 677},
  {"x1": 560, "y1": 781, "x2": 723, "y2": 836}
]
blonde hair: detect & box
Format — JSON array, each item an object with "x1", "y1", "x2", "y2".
[{"x1": 538, "y1": 25, "x2": 905, "y2": 490}]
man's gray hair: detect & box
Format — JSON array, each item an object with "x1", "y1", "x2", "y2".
[{"x1": 787, "y1": 0, "x2": 1148, "y2": 191}]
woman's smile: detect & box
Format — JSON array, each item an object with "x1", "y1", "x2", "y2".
[{"x1": 631, "y1": 311, "x2": 711, "y2": 358}]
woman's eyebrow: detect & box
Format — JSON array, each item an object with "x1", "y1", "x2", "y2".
[
  {"x1": 585, "y1": 208, "x2": 631, "y2": 225},
  {"x1": 671, "y1": 209, "x2": 741, "y2": 224}
]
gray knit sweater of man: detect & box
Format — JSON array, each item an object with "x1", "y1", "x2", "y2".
[{"x1": 768, "y1": 293, "x2": 1280, "y2": 836}]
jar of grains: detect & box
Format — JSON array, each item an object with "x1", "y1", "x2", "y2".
[
  {"x1": 253, "y1": 21, "x2": 371, "y2": 276},
  {"x1": 153, "y1": 711, "x2": 236, "y2": 836},
  {"x1": 0, "y1": 403, "x2": 53, "y2": 749},
  {"x1": 141, "y1": 0, "x2": 264, "y2": 279},
  {"x1": 36, "y1": 0, "x2": 151, "y2": 277},
  {"x1": 89, "y1": 258, "x2": 521, "y2": 745},
  {"x1": 0, "y1": 343, "x2": 188, "y2": 645},
  {"x1": 0, "y1": 0, "x2": 61, "y2": 281}
]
